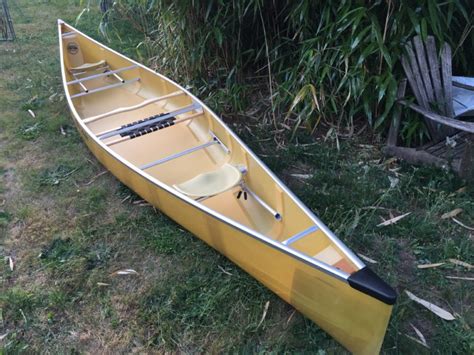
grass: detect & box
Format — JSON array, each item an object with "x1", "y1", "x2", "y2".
[{"x1": 1, "y1": 0, "x2": 473, "y2": 353}]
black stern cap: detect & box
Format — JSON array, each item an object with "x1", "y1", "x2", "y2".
[{"x1": 348, "y1": 267, "x2": 397, "y2": 305}]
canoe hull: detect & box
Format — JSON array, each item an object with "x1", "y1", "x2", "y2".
[
  {"x1": 74, "y1": 122, "x2": 392, "y2": 354},
  {"x1": 59, "y1": 19, "x2": 395, "y2": 353}
]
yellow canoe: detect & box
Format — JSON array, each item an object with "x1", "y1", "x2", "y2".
[{"x1": 58, "y1": 20, "x2": 396, "y2": 354}]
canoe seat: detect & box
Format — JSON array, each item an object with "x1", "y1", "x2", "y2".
[
  {"x1": 70, "y1": 60, "x2": 107, "y2": 73},
  {"x1": 173, "y1": 164, "x2": 242, "y2": 198}
]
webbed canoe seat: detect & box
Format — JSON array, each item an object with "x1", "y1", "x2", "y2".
[{"x1": 173, "y1": 163, "x2": 242, "y2": 198}]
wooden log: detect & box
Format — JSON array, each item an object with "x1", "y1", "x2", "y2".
[{"x1": 382, "y1": 145, "x2": 450, "y2": 170}]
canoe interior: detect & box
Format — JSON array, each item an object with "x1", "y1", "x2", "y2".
[{"x1": 59, "y1": 22, "x2": 360, "y2": 276}]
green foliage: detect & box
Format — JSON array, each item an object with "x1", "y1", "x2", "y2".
[
  {"x1": 0, "y1": 210, "x2": 10, "y2": 226},
  {"x1": 0, "y1": 288, "x2": 39, "y2": 322},
  {"x1": 33, "y1": 164, "x2": 80, "y2": 187},
  {"x1": 139, "y1": 255, "x2": 291, "y2": 351},
  {"x1": 18, "y1": 122, "x2": 43, "y2": 141},
  {"x1": 104, "y1": 0, "x2": 473, "y2": 139},
  {"x1": 40, "y1": 238, "x2": 77, "y2": 264}
]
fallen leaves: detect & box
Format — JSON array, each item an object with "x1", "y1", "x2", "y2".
[
  {"x1": 405, "y1": 290, "x2": 455, "y2": 321},
  {"x1": 377, "y1": 212, "x2": 411, "y2": 227},
  {"x1": 217, "y1": 265, "x2": 232, "y2": 276},
  {"x1": 257, "y1": 301, "x2": 270, "y2": 328},
  {"x1": 133, "y1": 200, "x2": 151, "y2": 207},
  {"x1": 416, "y1": 258, "x2": 473, "y2": 270},
  {"x1": 445, "y1": 276, "x2": 474, "y2": 281},
  {"x1": 83, "y1": 170, "x2": 108, "y2": 186},
  {"x1": 383, "y1": 157, "x2": 398, "y2": 166},
  {"x1": 290, "y1": 173, "x2": 313, "y2": 180},
  {"x1": 439, "y1": 208, "x2": 474, "y2": 230},
  {"x1": 7, "y1": 256, "x2": 14, "y2": 271},
  {"x1": 441, "y1": 208, "x2": 463, "y2": 219},
  {"x1": 388, "y1": 176, "x2": 399, "y2": 188},
  {"x1": 111, "y1": 268, "x2": 138, "y2": 276},
  {"x1": 455, "y1": 186, "x2": 466, "y2": 194},
  {"x1": 417, "y1": 262, "x2": 445, "y2": 269},
  {"x1": 286, "y1": 309, "x2": 296, "y2": 326},
  {"x1": 448, "y1": 259, "x2": 473, "y2": 269},
  {"x1": 357, "y1": 253, "x2": 378, "y2": 264},
  {"x1": 452, "y1": 218, "x2": 474, "y2": 231},
  {"x1": 27, "y1": 109, "x2": 36, "y2": 118},
  {"x1": 409, "y1": 324, "x2": 429, "y2": 348}
]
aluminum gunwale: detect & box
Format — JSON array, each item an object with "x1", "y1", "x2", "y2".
[{"x1": 58, "y1": 20, "x2": 364, "y2": 282}]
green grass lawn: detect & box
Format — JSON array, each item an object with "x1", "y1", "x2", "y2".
[{"x1": 1, "y1": 1, "x2": 473, "y2": 353}]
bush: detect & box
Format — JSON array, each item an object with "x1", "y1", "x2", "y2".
[{"x1": 103, "y1": 0, "x2": 473, "y2": 140}]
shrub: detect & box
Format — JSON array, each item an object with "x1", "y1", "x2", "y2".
[{"x1": 102, "y1": 0, "x2": 473, "y2": 140}]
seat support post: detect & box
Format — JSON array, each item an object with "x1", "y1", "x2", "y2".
[
  {"x1": 241, "y1": 184, "x2": 282, "y2": 221},
  {"x1": 71, "y1": 72, "x2": 88, "y2": 93}
]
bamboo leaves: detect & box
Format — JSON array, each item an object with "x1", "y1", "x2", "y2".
[
  {"x1": 109, "y1": 1, "x2": 472, "y2": 136},
  {"x1": 405, "y1": 291, "x2": 456, "y2": 321}
]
